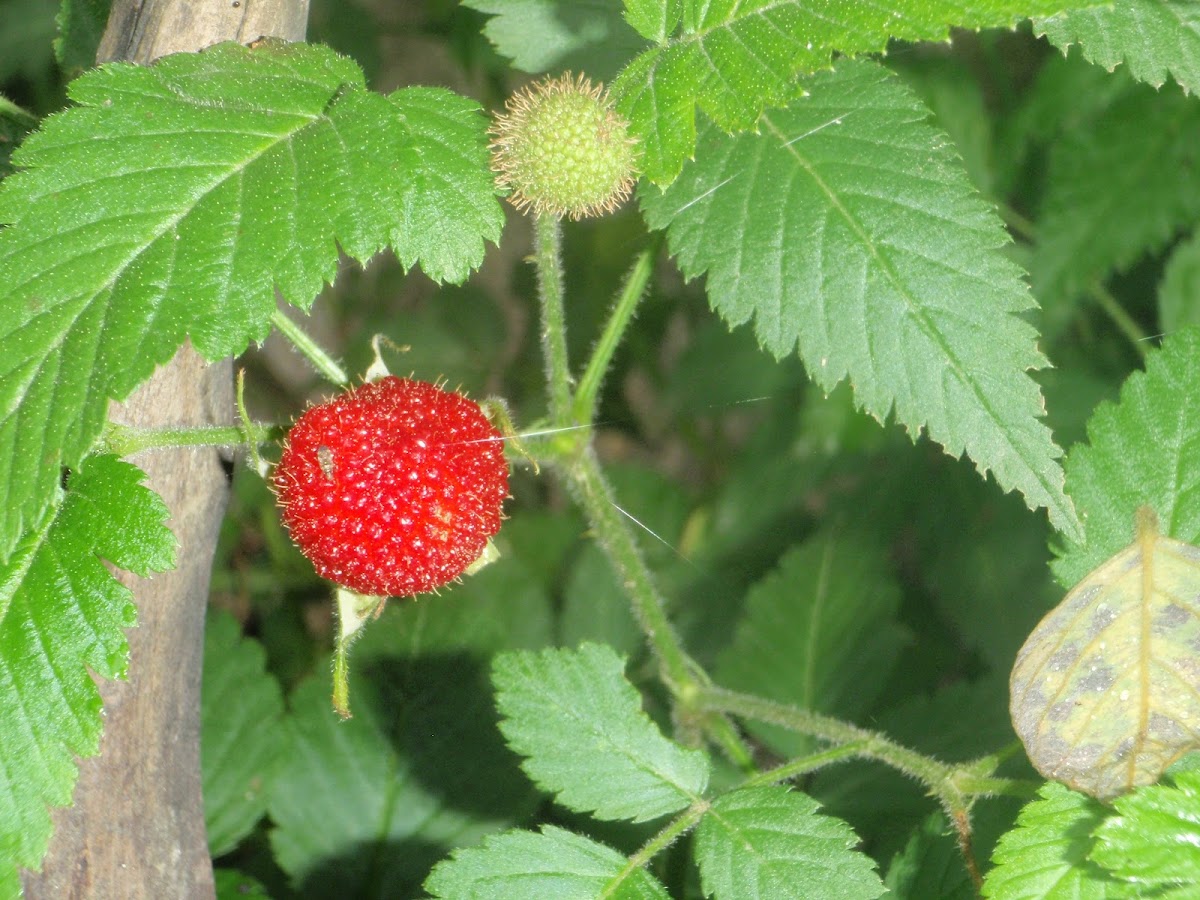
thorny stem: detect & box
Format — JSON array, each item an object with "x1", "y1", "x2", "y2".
[
  {"x1": 698, "y1": 685, "x2": 1036, "y2": 804},
  {"x1": 530, "y1": 216, "x2": 752, "y2": 766},
  {"x1": 103, "y1": 421, "x2": 282, "y2": 456},
  {"x1": 528, "y1": 212, "x2": 1033, "y2": 876},
  {"x1": 572, "y1": 236, "x2": 659, "y2": 425},
  {"x1": 533, "y1": 213, "x2": 574, "y2": 424},
  {"x1": 604, "y1": 801, "x2": 709, "y2": 897},
  {"x1": 738, "y1": 741, "x2": 872, "y2": 789},
  {"x1": 567, "y1": 448, "x2": 698, "y2": 697},
  {"x1": 272, "y1": 308, "x2": 350, "y2": 386}
]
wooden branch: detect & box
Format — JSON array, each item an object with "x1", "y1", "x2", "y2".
[{"x1": 22, "y1": 2, "x2": 308, "y2": 896}]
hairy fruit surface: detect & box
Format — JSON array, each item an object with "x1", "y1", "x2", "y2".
[
  {"x1": 489, "y1": 72, "x2": 639, "y2": 220},
  {"x1": 274, "y1": 376, "x2": 509, "y2": 597}
]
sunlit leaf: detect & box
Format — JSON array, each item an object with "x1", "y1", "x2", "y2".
[
  {"x1": 982, "y1": 782, "x2": 1129, "y2": 899},
  {"x1": 1011, "y1": 507, "x2": 1200, "y2": 799},
  {"x1": 1092, "y1": 770, "x2": 1200, "y2": 888},
  {"x1": 640, "y1": 59, "x2": 1079, "y2": 537},
  {"x1": 493, "y1": 643, "x2": 710, "y2": 823},
  {"x1": 425, "y1": 825, "x2": 670, "y2": 899},
  {"x1": 693, "y1": 786, "x2": 885, "y2": 900},
  {"x1": 1036, "y1": 1, "x2": 1200, "y2": 96}
]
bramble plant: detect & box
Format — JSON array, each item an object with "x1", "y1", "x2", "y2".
[{"x1": 3, "y1": 1, "x2": 1200, "y2": 898}]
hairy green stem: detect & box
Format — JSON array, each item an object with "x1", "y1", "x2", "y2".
[
  {"x1": 534, "y1": 213, "x2": 574, "y2": 424},
  {"x1": 697, "y1": 685, "x2": 1027, "y2": 805},
  {"x1": 530, "y1": 218, "x2": 749, "y2": 763},
  {"x1": 606, "y1": 800, "x2": 709, "y2": 896},
  {"x1": 739, "y1": 741, "x2": 872, "y2": 790},
  {"x1": 568, "y1": 449, "x2": 697, "y2": 694},
  {"x1": 572, "y1": 237, "x2": 659, "y2": 425},
  {"x1": 272, "y1": 308, "x2": 350, "y2": 386},
  {"x1": 103, "y1": 422, "x2": 282, "y2": 456}
]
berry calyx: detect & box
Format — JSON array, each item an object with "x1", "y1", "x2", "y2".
[
  {"x1": 273, "y1": 376, "x2": 509, "y2": 598},
  {"x1": 489, "y1": 72, "x2": 639, "y2": 220}
]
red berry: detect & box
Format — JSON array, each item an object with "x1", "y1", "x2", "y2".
[{"x1": 273, "y1": 376, "x2": 509, "y2": 597}]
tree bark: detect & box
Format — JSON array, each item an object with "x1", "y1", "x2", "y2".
[{"x1": 22, "y1": 2, "x2": 307, "y2": 897}]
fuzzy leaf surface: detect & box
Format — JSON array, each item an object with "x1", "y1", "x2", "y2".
[
  {"x1": 0, "y1": 40, "x2": 501, "y2": 564},
  {"x1": 1091, "y1": 771, "x2": 1200, "y2": 886},
  {"x1": 1037, "y1": 1, "x2": 1200, "y2": 95},
  {"x1": 623, "y1": 0, "x2": 682, "y2": 43},
  {"x1": 1030, "y1": 80, "x2": 1200, "y2": 311},
  {"x1": 694, "y1": 785, "x2": 884, "y2": 899},
  {"x1": 425, "y1": 825, "x2": 670, "y2": 899},
  {"x1": 492, "y1": 643, "x2": 709, "y2": 822},
  {"x1": 202, "y1": 610, "x2": 285, "y2": 857},
  {"x1": 641, "y1": 59, "x2": 1078, "y2": 537},
  {"x1": 716, "y1": 532, "x2": 909, "y2": 757},
  {"x1": 1052, "y1": 327, "x2": 1200, "y2": 588},
  {"x1": 0, "y1": 454, "x2": 174, "y2": 888},
  {"x1": 610, "y1": 0, "x2": 1107, "y2": 183},
  {"x1": 982, "y1": 782, "x2": 1130, "y2": 899},
  {"x1": 1011, "y1": 509, "x2": 1200, "y2": 799}
]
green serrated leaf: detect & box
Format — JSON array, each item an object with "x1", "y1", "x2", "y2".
[
  {"x1": 715, "y1": 532, "x2": 909, "y2": 757},
  {"x1": 268, "y1": 656, "x2": 537, "y2": 895},
  {"x1": 641, "y1": 58, "x2": 1078, "y2": 538},
  {"x1": 1052, "y1": 327, "x2": 1200, "y2": 587},
  {"x1": 1161, "y1": 231, "x2": 1200, "y2": 333},
  {"x1": 201, "y1": 609, "x2": 285, "y2": 857},
  {"x1": 425, "y1": 824, "x2": 671, "y2": 899},
  {"x1": 0, "y1": 453, "x2": 174, "y2": 885},
  {"x1": 694, "y1": 785, "x2": 885, "y2": 900},
  {"x1": 1030, "y1": 78, "x2": 1200, "y2": 314},
  {"x1": 463, "y1": 0, "x2": 646, "y2": 81},
  {"x1": 885, "y1": 812, "x2": 975, "y2": 900},
  {"x1": 983, "y1": 782, "x2": 1131, "y2": 899},
  {"x1": 624, "y1": 0, "x2": 681, "y2": 44},
  {"x1": 0, "y1": 40, "x2": 502, "y2": 564},
  {"x1": 492, "y1": 643, "x2": 710, "y2": 822},
  {"x1": 1037, "y1": 1, "x2": 1200, "y2": 96},
  {"x1": 612, "y1": 0, "x2": 1109, "y2": 184},
  {"x1": 1091, "y1": 770, "x2": 1200, "y2": 887}
]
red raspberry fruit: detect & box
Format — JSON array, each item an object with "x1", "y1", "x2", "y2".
[{"x1": 274, "y1": 376, "x2": 509, "y2": 597}]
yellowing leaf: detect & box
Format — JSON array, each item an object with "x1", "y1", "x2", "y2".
[{"x1": 1010, "y1": 507, "x2": 1200, "y2": 800}]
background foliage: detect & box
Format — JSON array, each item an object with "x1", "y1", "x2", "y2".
[{"x1": 2, "y1": 0, "x2": 1200, "y2": 897}]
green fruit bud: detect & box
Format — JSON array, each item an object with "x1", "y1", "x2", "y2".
[{"x1": 489, "y1": 72, "x2": 639, "y2": 220}]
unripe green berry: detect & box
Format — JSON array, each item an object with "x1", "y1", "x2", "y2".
[{"x1": 489, "y1": 72, "x2": 639, "y2": 220}]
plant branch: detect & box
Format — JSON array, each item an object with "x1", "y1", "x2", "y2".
[
  {"x1": 697, "y1": 685, "x2": 1030, "y2": 804},
  {"x1": 567, "y1": 450, "x2": 696, "y2": 693},
  {"x1": 533, "y1": 213, "x2": 574, "y2": 424},
  {"x1": 739, "y1": 741, "x2": 872, "y2": 789},
  {"x1": 606, "y1": 800, "x2": 709, "y2": 897},
  {"x1": 272, "y1": 308, "x2": 350, "y2": 386},
  {"x1": 572, "y1": 236, "x2": 659, "y2": 425},
  {"x1": 103, "y1": 421, "x2": 283, "y2": 456}
]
